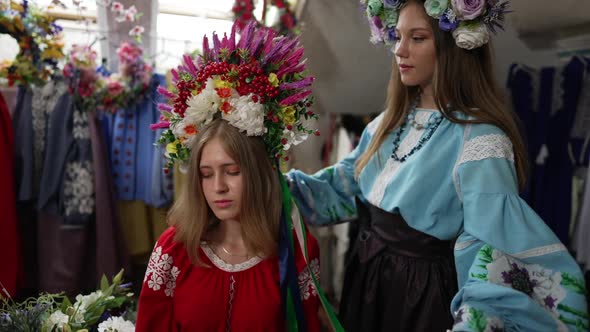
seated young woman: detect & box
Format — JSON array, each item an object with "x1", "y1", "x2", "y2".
[{"x1": 135, "y1": 22, "x2": 341, "y2": 331}]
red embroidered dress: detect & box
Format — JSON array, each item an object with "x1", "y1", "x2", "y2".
[{"x1": 136, "y1": 226, "x2": 321, "y2": 331}]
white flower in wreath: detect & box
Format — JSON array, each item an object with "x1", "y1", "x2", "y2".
[
  {"x1": 222, "y1": 94, "x2": 266, "y2": 136},
  {"x1": 185, "y1": 90, "x2": 219, "y2": 125},
  {"x1": 97, "y1": 316, "x2": 135, "y2": 332},
  {"x1": 183, "y1": 78, "x2": 220, "y2": 121},
  {"x1": 452, "y1": 23, "x2": 490, "y2": 50},
  {"x1": 282, "y1": 127, "x2": 308, "y2": 150},
  {"x1": 486, "y1": 250, "x2": 566, "y2": 317},
  {"x1": 170, "y1": 121, "x2": 197, "y2": 148}
]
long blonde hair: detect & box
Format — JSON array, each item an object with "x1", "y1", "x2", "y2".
[
  {"x1": 168, "y1": 119, "x2": 282, "y2": 265},
  {"x1": 355, "y1": 0, "x2": 528, "y2": 190}
]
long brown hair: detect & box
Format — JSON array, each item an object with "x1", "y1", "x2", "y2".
[
  {"x1": 355, "y1": 0, "x2": 528, "y2": 191},
  {"x1": 168, "y1": 119, "x2": 282, "y2": 265}
]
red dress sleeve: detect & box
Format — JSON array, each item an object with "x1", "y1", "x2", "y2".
[
  {"x1": 295, "y1": 226, "x2": 322, "y2": 332},
  {"x1": 136, "y1": 226, "x2": 181, "y2": 332}
]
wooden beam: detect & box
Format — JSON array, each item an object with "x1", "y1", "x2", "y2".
[{"x1": 45, "y1": 9, "x2": 97, "y2": 22}]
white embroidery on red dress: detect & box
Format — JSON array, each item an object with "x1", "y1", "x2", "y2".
[
  {"x1": 144, "y1": 246, "x2": 180, "y2": 297},
  {"x1": 298, "y1": 258, "x2": 320, "y2": 300}
]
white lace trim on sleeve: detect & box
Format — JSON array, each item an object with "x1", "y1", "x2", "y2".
[{"x1": 458, "y1": 134, "x2": 514, "y2": 165}]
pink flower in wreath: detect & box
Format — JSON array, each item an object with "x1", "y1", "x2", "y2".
[{"x1": 451, "y1": 0, "x2": 486, "y2": 20}]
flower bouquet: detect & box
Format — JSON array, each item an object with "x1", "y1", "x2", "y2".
[{"x1": 0, "y1": 270, "x2": 136, "y2": 332}]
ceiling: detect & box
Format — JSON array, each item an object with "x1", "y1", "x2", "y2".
[
  {"x1": 299, "y1": 0, "x2": 392, "y2": 115},
  {"x1": 509, "y1": 0, "x2": 590, "y2": 49}
]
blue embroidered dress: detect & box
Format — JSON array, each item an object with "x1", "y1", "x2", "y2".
[
  {"x1": 288, "y1": 109, "x2": 589, "y2": 331},
  {"x1": 103, "y1": 74, "x2": 173, "y2": 206}
]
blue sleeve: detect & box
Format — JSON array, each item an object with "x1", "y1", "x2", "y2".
[
  {"x1": 451, "y1": 124, "x2": 588, "y2": 332},
  {"x1": 286, "y1": 115, "x2": 381, "y2": 225}
]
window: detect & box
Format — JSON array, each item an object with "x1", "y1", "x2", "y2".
[{"x1": 155, "y1": 0, "x2": 234, "y2": 73}]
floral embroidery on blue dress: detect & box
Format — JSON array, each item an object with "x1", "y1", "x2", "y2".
[
  {"x1": 471, "y1": 245, "x2": 588, "y2": 331},
  {"x1": 453, "y1": 304, "x2": 505, "y2": 332}
]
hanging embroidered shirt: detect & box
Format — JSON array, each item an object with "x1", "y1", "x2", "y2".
[
  {"x1": 38, "y1": 91, "x2": 95, "y2": 224},
  {"x1": 106, "y1": 74, "x2": 173, "y2": 206},
  {"x1": 288, "y1": 109, "x2": 589, "y2": 331},
  {"x1": 32, "y1": 80, "x2": 68, "y2": 191},
  {"x1": 136, "y1": 226, "x2": 322, "y2": 331}
]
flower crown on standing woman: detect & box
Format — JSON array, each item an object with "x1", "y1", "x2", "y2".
[
  {"x1": 151, "y1": 21, "x2": 318, "y2": 171},
  {"x1": 363, "y1": 0, "x2": 511, "y2": 50}
]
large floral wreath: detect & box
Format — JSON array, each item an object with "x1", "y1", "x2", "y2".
[
  {"x1": 232, "y1": 0, "x2": 298, "y2": 35},
  {"x1": 152, "y1": 22, "x2": 318, "y2": 170},
  {"x1": 0, "y1": 0, "x2": 64, "y2": 86}
]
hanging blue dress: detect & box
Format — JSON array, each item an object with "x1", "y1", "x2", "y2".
[{"x1": 104, "y1": 74, "x2": 173, "y2": 207}]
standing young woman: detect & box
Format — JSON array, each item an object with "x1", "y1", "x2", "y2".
[
  {"x1": 135, "y1": 23, "x2": 342, "y2": 331},
  {"x1": 287, "y1": 1, "x2": 589, "y2": 331}
]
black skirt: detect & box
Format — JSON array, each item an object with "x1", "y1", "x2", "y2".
[{"x1": 338, "y1": 199, "x2": 457, "y2": 332}]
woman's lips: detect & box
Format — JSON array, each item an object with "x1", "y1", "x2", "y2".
[
  {"x1": 399, "y1": 64, "x2": 414, "y2": 73},
  {"x1": 214, "y1": 200, "x2": 232, "y2": 208}
]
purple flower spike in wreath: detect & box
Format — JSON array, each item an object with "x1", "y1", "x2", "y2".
[{"x1": 483, "y1": 0, "x2": 511, "y2": 33}]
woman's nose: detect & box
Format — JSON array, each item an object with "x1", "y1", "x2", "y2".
[
  {"x1": 394, "y1": 39, "x2": 408, "y2": 58},
  {"x1": 214, "y1": 174, "x2": 228, "y2": 193}
]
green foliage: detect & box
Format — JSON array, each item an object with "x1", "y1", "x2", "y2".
[{"x1": 1, "y1": 269, "x2": 134, "y2": 332}]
